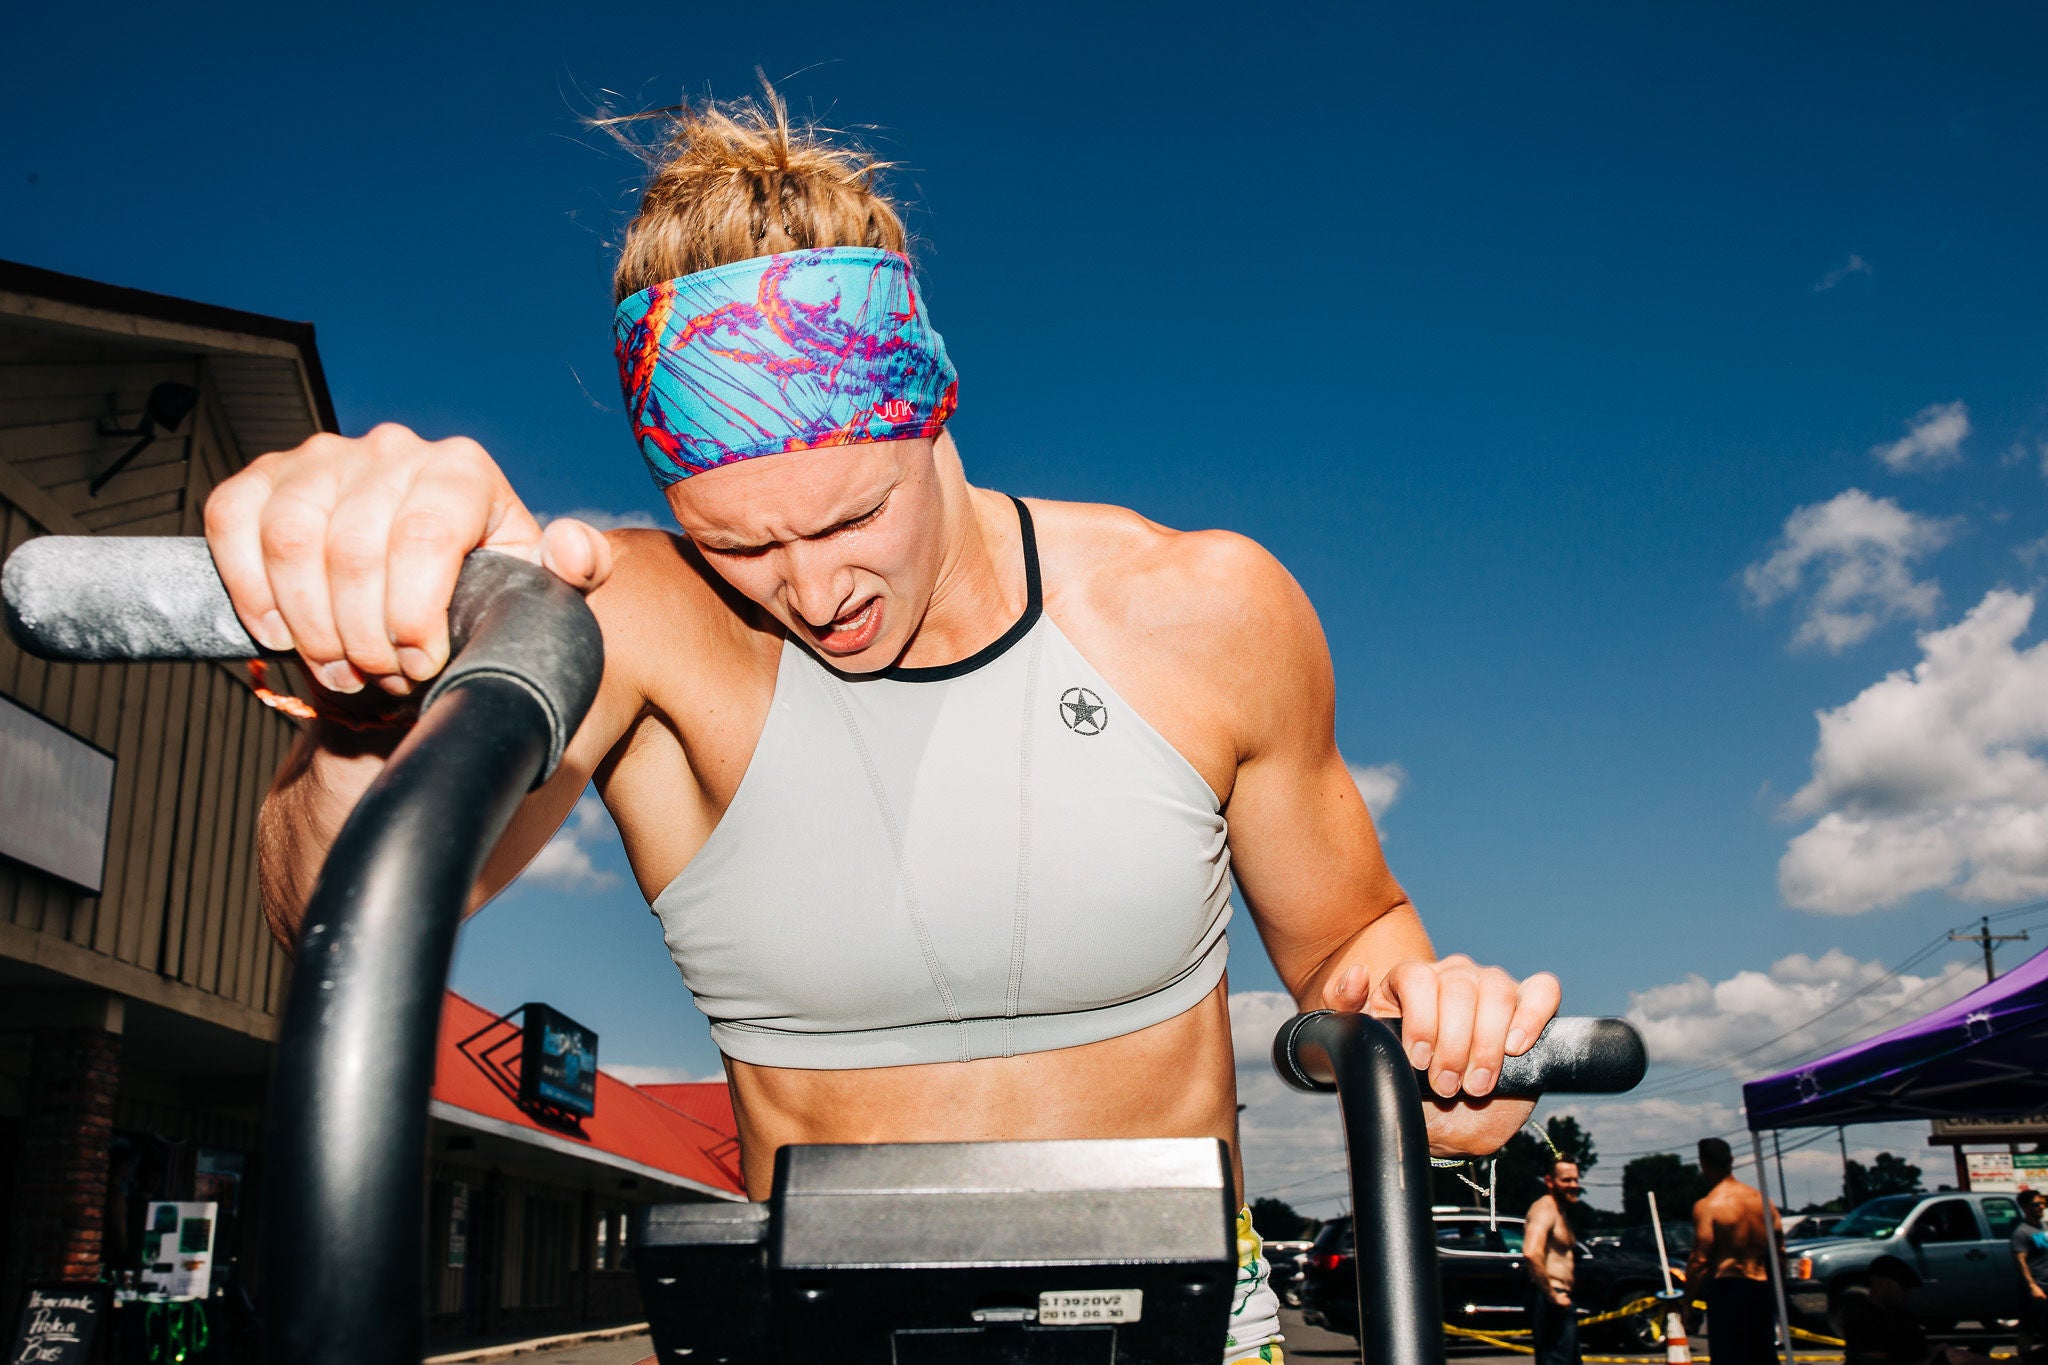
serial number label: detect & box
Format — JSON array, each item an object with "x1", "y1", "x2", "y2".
[{"x1": 1038, "y1": 1289, "x2": 1143, "y2": 1324}]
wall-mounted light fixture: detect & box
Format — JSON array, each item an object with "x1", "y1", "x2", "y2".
[{"x1": 90, "y1": 380, "x2": 200, "y2": 496}]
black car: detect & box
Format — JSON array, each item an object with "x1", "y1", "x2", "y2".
[{"x1": 1300, "y1": 1211, "x2": 1671, "y2": 1350}]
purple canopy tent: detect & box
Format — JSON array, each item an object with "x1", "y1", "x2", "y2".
[
  {"x1": 1732, "y1": 942, "x2": 2048, "y2": 1364},
  {"x1": 1743, "y1": 940, "x2": 2048, "y2": 1130}
]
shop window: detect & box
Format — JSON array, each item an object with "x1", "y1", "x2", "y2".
[{"x1": 520, "y1": 1195, "x2": 576, "y2": 1307}]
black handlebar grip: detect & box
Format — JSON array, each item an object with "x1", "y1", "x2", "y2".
[
  {"x1": 1274, "y1": 1012, "x2": 1645, "y2": 1098},
  {"x1": 1, "y1": 536, "x2": 603, "y2": 785}
]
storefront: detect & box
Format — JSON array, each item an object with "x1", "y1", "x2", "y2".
[
  {"x1": 0, "y1": 259, "x2": 332, "y2": 1328},
  {"x1": 0, "y1": 262, "x2": 744, "y2": 1350},
  {"x1": 422, "y1": 993, "x2": 743, "y2": 1341}
]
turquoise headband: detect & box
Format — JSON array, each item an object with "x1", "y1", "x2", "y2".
[{"x1": 613, "y1": 247, "x2": 959, "y2": 486}]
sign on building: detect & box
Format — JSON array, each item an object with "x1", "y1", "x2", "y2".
[
  {"x1": 0, "y1": 694, "x2": 114, "y2": 893},
  {"x1": 1963, "y1": 1152, "x2": 2048, "y2": 1192},
  {"x1": 1930, "y1": 1114, "x2": 2048, "y2": 1144},
  {"x1": 520, "y1": 1003, "x2": 599, "y2": 1119}
]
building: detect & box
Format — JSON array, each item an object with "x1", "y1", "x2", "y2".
[
  {"x1": 0, "y1": 261, "x2": 742, "y2": 1340},
  {"x1": 0, "y1": 259, "x2": 333, "y2": 1319},
  {"x1": 425, "y1": 992, "x2": 742, "y2": 1340}
]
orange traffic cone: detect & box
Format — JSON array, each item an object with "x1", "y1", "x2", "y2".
[{"x1": 1665, "y1": 1311, "x2": 1693, "y2": 1365}]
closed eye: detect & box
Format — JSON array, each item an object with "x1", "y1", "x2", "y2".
[{"x1": 697, "y1": 495, "x2": 889, "y2": 557}]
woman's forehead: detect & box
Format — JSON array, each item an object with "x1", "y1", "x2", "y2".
[{"x1": 665, "y1": 439, "x2": 923, "y2": 542}]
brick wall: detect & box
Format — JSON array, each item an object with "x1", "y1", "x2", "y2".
[{"x1": 5, "y1": 1028, "x2": 121, "y2": 1290}]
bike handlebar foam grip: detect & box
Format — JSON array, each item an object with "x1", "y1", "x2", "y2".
[
  {"x1": 4, "y1": 535, "x2": 262, "y2": 660},
  {"x1": 2, "y1": 537, "x2": 602, "y2": 785},
  {"x1": 1273, "y1": 1012, "x2": 1645, "y2": 1098}
]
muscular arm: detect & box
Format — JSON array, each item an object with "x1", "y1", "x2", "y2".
[
  {"x1": 1198, "y1": 533, "x2": 1558, "y2": 1152},
  {"x1": 255, "y1": 536, "x2": 654, "y2": 945},
  {"x1": 1525, "y1": 1200, "x2": 1559, "y2": 1294},
  {"x1": 1685, "y1": 1199, "x2": 1715, "y2": 1289}
]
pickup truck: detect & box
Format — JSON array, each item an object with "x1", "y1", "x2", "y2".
[{"x1": 1784, "y1": 1191, "x2": 2027, "y2": 1335}]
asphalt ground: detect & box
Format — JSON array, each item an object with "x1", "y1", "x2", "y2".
[{"x1": 477, "y1": 1311, "x2": 2022, "y2": 1364}]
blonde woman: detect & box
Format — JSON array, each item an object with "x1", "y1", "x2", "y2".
[{"x1": 211, "y1": 91, "x2": 1561, "y2": 1364}]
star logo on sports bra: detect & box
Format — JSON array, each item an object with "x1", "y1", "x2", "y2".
[{"x1": 1059, "y1": 686, "x2": 1108, "y2": 736}]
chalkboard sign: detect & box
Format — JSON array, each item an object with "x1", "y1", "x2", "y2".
[{"x1": 8, "y1": 1283, "x2": 104, "y2": 1365}]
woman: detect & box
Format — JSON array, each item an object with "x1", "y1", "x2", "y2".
[{"x1": 210, "y1": 91, "x2": 1561, "y2": 1363}]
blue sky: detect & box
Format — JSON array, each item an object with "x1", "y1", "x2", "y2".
[{"x1": 10, "y1": 2, "x2": 2047, "y2": 1209}]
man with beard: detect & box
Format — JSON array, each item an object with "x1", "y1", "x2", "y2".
[{"x1": 1525, "y1": 1159, "x2": 1585, "y2": 1365}]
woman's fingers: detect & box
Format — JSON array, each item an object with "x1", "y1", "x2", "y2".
[
  {"x1": 259, "y1": 479, "x2": 354, "y2": 693},
  {"x1": 201, "y1": 424, "x2": 562, "y2": 698},
  {"x1": 1367, "y1": 955, "x2": 1562, "y2": 1100},
  {"x1": 1376, "y1": 959, "x2": 1440, "y2": 1075},
  {"x1": 1461, "y1": 967, "x2": 1523, "y2": 1097},
  {"x1": 387, "y1": 450, "x2": 511, "y2": 683},
  {"x1": 1506, "y1": 971, "x2": 1563, "y2": 1058},
  {"x1": 540, "y1": 517, "x2": 614, "y2": 591},
  {"x1": 204, "y1": 457, "x2": 291, "y2": 651}
]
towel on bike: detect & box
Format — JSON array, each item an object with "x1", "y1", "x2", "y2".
[{"x1": 1228, "y1": 1207, "x2": 1286, "y2": 1363}]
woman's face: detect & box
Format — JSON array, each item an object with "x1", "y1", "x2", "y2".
[{"x1": 665, "y1": 438, "x2": 947, "y2": 672}]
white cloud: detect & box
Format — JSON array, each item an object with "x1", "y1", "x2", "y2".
[
  {"x1": 1742, "y1": 489, "x2": 1955, "y2": 652},
  {"x1": 1813, "y1": 254, "x2": 1873, "y2": 293},
  {"x1": 542, "y1": 507, "x2": 664, "y2": 531},
  {"x1": 1230, "y1": 991, "x2": 1350, "y2": 1212},
  {"x1": 1347, "y1": 761, "x2": 1407, "y2": 820},
  {"x1": 1778, "y1": 589, "x2": 2048, "y2": 913},
  {"x1": 520, "y1": 795, "x2": 623, "y2": 892},
  {"x1": 1625, "y1": 949, "x2": 1977, "y2": 1068},
  {"x1": 604, "y1": 1064, "x2": 727, "y2": 1086},
  {"x1": 1871, "y1": 401, "x2": 1970, "y2": 473}
]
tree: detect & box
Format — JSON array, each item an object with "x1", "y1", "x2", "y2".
[
  {"x1": 1249, "y1": 1196, "x2": 1314, "y2": 1241},
  {"x1": 1621, "y1": 1152, "x2": 1711, "y2": 1225},
  {"x1": 1493, "y1": 1116, "x2": 1600, "y2": 1213},
  {"x1": 1844, "y1": 1152, "x2": 1922, "y2": 1206}
]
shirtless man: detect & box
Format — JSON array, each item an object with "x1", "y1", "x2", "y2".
[
  {"x1": 1686, "y1": 1137, "x2": 1781, "y2": 1365},
  {"x1": 1525, "y1": 1159, "x2": 1583, "y2": 1365}
]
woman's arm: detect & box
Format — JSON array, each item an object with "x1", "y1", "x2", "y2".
[{"x1": 1185, "y1": 530, "x2": 1559, "y2": 1155}]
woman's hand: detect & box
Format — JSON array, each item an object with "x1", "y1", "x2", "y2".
[
  {"x1": 204, "y1": 423, "x2": 613, "y2": 697},
  {"x1": 1322, "y1": 954, "x2": 1562, "y2": 1157}
]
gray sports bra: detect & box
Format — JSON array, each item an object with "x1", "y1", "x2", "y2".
[{"x1": 650, "y1": 498, "x2": 1233, "y2": 1069}]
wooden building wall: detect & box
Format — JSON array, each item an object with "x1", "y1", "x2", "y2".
[{"x1": 0, "y1": 339, "x2": 300, "y2": 1040}]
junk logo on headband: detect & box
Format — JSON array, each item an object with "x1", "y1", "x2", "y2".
[{"x1": 614, "y1": 247, "x2": 959, "y2": 487}]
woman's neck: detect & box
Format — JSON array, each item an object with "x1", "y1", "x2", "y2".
[{"x1": 894, "y1": 438, "x2": 1029, "y2": 668}]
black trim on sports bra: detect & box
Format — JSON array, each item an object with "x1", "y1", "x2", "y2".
[{"x1": 808, "y1": 495, "x2": 1044, "y2": 684}]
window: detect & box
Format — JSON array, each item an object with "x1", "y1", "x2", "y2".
[
  {"x1": 1909, "y1": 1200, "x2": 1979, "y2": 1244},
  {"x1": 1982, "y1": 1198, "x2": 2021, "y2": 1239},
  {"x1": 1436, "y1": 1221, "x2": 1524, "y2": 1254}
]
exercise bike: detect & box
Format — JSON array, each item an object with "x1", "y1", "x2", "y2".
[{"x1": 5, "y1": 538, "x2": 1647, "y2": 1365}]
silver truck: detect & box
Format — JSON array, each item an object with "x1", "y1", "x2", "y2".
[{"x1": 1784, "y1": 1191, "x2": 2028, "y2": 1334}]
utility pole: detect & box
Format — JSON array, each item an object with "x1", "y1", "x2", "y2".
[
  {"x1": 1838, "y1": 1127, "x2": 1852, "y2": 1207},
  {"x1": 1950, "y1": 915, "x2": 2029, "y2": 983}
]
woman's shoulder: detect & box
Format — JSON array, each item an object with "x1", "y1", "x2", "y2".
[
  {"x1": 1024, "y1": 496, "x2": 1312, "y2": 643},
  {"x1": 584, "y1": 526, "x2": 779, "y2": 679}
]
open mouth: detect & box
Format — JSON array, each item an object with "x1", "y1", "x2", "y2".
[{"x1": 808, "y1": 596, "x2": 883, "y2": 656}]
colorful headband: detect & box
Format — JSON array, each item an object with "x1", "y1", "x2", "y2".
[{"x1": 613, "y1": 247, "x2": 959, "y2": 486}]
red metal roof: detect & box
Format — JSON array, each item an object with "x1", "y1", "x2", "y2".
[{"x1": 432, "y1": 992, "x2": 743, "y2": 1197}]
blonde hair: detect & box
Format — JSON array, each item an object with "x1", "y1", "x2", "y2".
[{"x1": 606, "y1": 83, "x2": 909, "y2": 302}]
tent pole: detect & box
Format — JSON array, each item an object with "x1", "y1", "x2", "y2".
[
  {"x1": 1773, "y1": 1131, "x2": 1789, "y2": 1210},
  {"x1": 1752, "y1": 1129, "x2": 1795, "y2": 1365}
]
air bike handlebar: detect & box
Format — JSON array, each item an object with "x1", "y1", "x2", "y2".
[
  {"x1": 4, "y1": 536, "x2": 604, "y2": 1365},
  {"x1": 1274, "y1": 1011, "x2": 1646, "y2": 1365}
]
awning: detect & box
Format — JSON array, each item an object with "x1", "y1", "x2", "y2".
[{"x1": 1742, "y1": 942, "x2": 2048, "y2": 1131}]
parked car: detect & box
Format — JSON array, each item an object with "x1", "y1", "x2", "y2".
[
  {"x1": 1261, "y1": 1240, "x2": 1314, "y2": 1309},
  {"x1": 1785, "y1": 1213, "x2": 1844, "y2": 1242},
  {"x1": 1784, "y1": 1191, "x2": 2027, "y2": 1335},
  {"x1": 1300, "y1": 1210, "x2": 1673, "y2": 1349}
]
